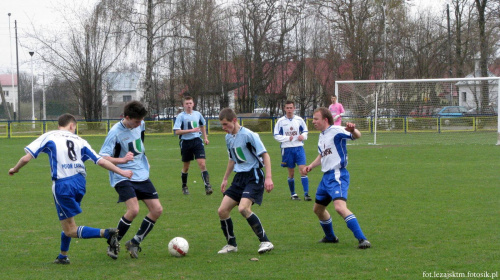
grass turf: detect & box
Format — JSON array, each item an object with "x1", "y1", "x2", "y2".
[{"x1": 0, "y1": 133, "x2": 499, "y2": 279}]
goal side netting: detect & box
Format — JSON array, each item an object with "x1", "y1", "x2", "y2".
[{"x1": 335, "y1": 77, "x2": 500, "y2": 145}]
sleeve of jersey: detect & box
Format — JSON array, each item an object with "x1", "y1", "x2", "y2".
[
  {"x1": 99, "y1": 134, "x2": 115, "y2": 157},
  {"x1": 173, "y1": 114, "x2": 183, "y2": 130},
  {"x1": 24, "y1": 134, "x2": 48, "y2": 158},
  {"x1": 299, "y1": 119, "x2": 308, "y2": 140},
  {"x1": 199, "y1": 113, "x2": 206, "y2": 126},
  {"x1": 250, "y1": 132, "x2": 267, "y2": 156},
  {"x1": 273, "y1": 119, "x2": 288, "y2": 142},
  {"x1": 82, "y1": 141, "x2": 102, "y2": 164}
]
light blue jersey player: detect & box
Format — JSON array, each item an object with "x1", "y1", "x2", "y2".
[
  {"x1": 216, "y1": 108, "x2": 275, "y2": 255},
  {"x1": 304, "y1": 107, "x2": 371, "y2": 249},
  {"x1": 273, "y1": 101, "x2": 310, "y2": 201},
  {"x1": 173, "y1": 96, "x2": 213, "y2": 195},
  {"x1": 99, "y1": 101, "x2": 163, "y2": 260},
  {"x1": 8, "y1": 114, "x2": 132, "y2": 264}
]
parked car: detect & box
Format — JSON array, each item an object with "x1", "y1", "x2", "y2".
[
  {"x1": 465, "y1": 106, "x2": 498, "y2": 116},
  {"x1": 435, "y1": 106, "x2": 468, "y2": 117}
]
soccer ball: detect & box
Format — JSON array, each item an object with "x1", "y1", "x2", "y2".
[{"x1": 168, "y1": 237, "x2": 189, "y2": 257}]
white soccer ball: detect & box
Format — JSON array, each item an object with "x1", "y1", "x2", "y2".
[{"x1": 168, "y1": 237, "x2": 189, "y2": 257}]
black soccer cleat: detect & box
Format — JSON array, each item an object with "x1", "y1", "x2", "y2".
[
  {"x1": 358, "y1": 239, "x2": 371, "y2": 249},
  {"x1": 318, "y1": 236, "x2": 339, "y2": 243},
  {"x1": 182, "y1": 186, "x2": 190, "y2": 195},
  {"x1": 205, "y1": 184, "x2": 213, "y2": 195},
  {"x1": 53, "y1": 255, "x2": 70, "y2": 265}
]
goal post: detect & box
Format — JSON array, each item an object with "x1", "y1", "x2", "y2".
[{"x1": 334, "y1": 77, "x2": 500, "y2": 145}]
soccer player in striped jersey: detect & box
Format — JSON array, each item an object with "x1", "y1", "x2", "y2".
[
  {"x1": 304, "y1": 107, "x2": 371, "y2": 249},
  {"x1": 8, "y1": 113, "x2": 133, "y2": 264},
  {"x1": 99, "y1": 101, "x2": 163, "y2": 259},
  {"x1": 173, "y1": 96, "x2": 213, "y2": 195},
  {"x1": 216, "y1": 108, "x2": 275, "y2": 254},
  {"x1": 273, "y1": 100, "x2": 310, "y2": 201}
]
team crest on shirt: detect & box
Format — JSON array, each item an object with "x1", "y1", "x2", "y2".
[
  {"x1": 232, "y1": 147, "x2": 246, "y2": 163},
  {"x1": 128, "y1": 138, "x2": 143, "y2": 156},
  {"x1": 187, "y1": 121, "x2": 198, "y2": 129}
]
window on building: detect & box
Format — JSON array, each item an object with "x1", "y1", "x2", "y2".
[
  {"x1": 3, "y1": 91, "x2": 8, "y2": 97},
  {"x1": 462, "y1": 92, "x2": 466, "y2": 102},
  {"x1": 108, "y1": 95, "x2": 113, "y2": 105},
  {"x1": 123, "y1": 95, "x2": 132, "y2": 102}
]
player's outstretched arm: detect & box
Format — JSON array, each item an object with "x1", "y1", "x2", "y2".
[
  {"x1": 8, "y1": 153, "x2": 34, "y2": 176},
  {"x1": 97, "y1": 158, "x2": 133, "y2": 178}
]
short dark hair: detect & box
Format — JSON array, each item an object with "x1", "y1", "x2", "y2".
[
  {"x1": 285, "y1": 100, "x2": 295, "y2": 106},
  {"x1": 314, "y1": 107, "x2": 334, "y2": 125},
  {"x1": 124, "y1": 101, "x2": 148, "y2": 119},
  {"x1": 58, "y1": 113, "x2": 77, "y2": 127},
  {"x1": 183, "y1": 96, "x2": 193, "y2": 102},
  {"x1": 219, "y1": 108, "x2": 237, "y2": 121}
]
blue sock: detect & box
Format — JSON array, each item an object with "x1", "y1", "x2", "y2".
[
  {"x1": 60, "y1": 231, "x2": 71, "y2": 252},
  {"x1": 77, "y1": 226, "x2": 101, "y2": 239},
  {"x1": 301, "y1": 176, "x2": 309, "y2": 196},
  {"x1": 345, "y1": 214, "x2": 367, "y2": 240},
  {"x1": 288, "y1": 178, "x2": 295, "y2": 195},
  {"x1": 320, "y1": 217, "x2": 337, "y2": 240}
]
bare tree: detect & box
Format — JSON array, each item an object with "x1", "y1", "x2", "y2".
[{"x1": 29, "y1": 0, "x2": 130, "y2": 120}]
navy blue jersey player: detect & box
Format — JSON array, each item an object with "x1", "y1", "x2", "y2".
[
  {"x1": 216, "y1": 108, "x2": 274, "y2": 254},
  {"x1": 273, "y1": 100, "x2": 310, "y2": 201},
  {"x1": 100, "y1": 101, "x2": 163, "y2": 259},
  {"x1": 304, "y1": 107, "x2": 371, "y2": 249},
  {"x1": 173, "y1": 96, "x2": 213, "y2": 195},
  {"x1": 8, "y1": 114, "x2": 133, "y2": 264}
]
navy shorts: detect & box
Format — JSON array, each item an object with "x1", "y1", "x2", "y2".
[
  {"x1": 281, "y1": 146, "x2": 306, "y2": 168},
  {"x1": 224, "y1": 169, "x2": 265, "y2": 205},
  {"x1": 180, "y1": 138, "x2": 206, "y2": 162},
  {"x1": 114, "y1": 179, "x2": 159, "y2": 203},
  {"x1": 52, "y1": 173, "x2": 86, "y2": 221}
]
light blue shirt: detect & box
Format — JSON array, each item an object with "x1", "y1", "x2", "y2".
[
  {"x1": 99, "y1": 120, "x2": 149, "y2": 187},
  {"x1": 173, "y1": 111, "x2": 206, "y2": 140},
  {"x1": 225, "y1": 127, "x2": 267, "y2": 172}
]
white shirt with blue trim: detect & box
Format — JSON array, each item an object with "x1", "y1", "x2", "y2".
[
  {"x1": 317, "y1": 125, "x2": 354, "y2": 173},
  {"x1": 273, "y1": 115, "x2": 308, "y2": 148},
  {"x1": 25, "y1": 130, "x2": 101, "y2": 181}
]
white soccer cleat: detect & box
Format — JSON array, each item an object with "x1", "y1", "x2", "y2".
[
  {"x1": 257, "y1": 241, "x2": 274, "y2": 254},
  {"x1": 217, "y1": 244, "x2": 238, "y2": 254}
]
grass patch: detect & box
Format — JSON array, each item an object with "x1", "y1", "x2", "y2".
[{"x1": 0, "y1": 133, "x2": 499, "y2": 279}]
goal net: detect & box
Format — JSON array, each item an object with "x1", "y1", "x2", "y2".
[{"x1": 335, "y1": 77, "x2": 500, "y2": 145}]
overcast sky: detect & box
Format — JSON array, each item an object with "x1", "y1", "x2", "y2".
[{"x1": 0, "y1": 0, "x2": 448, "y2": 75}]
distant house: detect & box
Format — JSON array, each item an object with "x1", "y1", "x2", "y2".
[
  {"x1": 0, "y1": 73, "x2": 18, "y2": 114},
  {"x1": 456, "y1": 56, "x2": 498, "y2": 110},
  {"x1": 102, "y1": 72, "x2": 143, "y2": 118}
]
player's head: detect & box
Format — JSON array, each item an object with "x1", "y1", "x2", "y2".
[
  {"x1": 58, "y1": 113, "x2": 77, "y2": 133},
  {"x1": 123, "y1": 101, "x2": 147, "y2": 128},
  {"x1": 313, "y1": 107, "x2": 333, "y2": 130},
  {"x1": 219, "y1": 108, "x2": 239, "y2": 134},
  {"x1": 331, "y1": 95, "x2": 337, "y2": 103},
  {"x1": 183, "y1": 96, "x2": 195, "y2": 112},
  {"x1": 124, "y1": 101, "x2": 148, "y2": 119},
  {"x1": 284, "y1": 100, "x2": 295, "y2": 118}
]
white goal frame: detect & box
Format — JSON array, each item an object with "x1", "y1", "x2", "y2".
[{"x1": 335, "y1": 77, "x2": 500, "y2": 145}]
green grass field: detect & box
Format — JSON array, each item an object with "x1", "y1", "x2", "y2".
[{"x1": 0, "y1": 133, "x2": 499, "y2": 279}]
